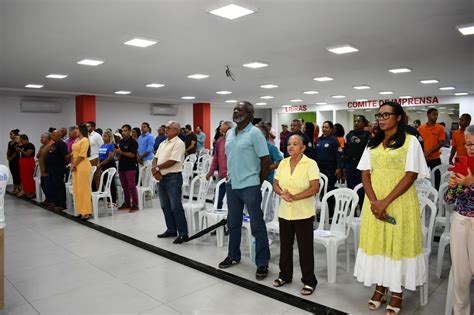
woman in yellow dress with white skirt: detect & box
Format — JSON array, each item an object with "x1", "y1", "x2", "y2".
[
  {"x1": 354, "y1": 101, "x2": 430, "y2": 314},
  {"x1": 71, "y1": 123, "x2": 92, "y2": 220}
]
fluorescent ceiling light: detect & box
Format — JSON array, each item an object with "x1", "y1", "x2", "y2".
[
  {"x1": 260, "y1": 84, "x2": 278, "y2": 89},
  {"x1": 454, "y1": 92, "x2": 468, "y2": 96},
  {"x1": 379, "y1": 91, "x2": 394, "y2": 95},
  {"x1": 456, "y1": 23, "x2": 474, "y2": 35},
  {"x1": 260, "y1": 96, "x2": 274, "y2": 99},
  {"x1": 77, "y1": 59, "x2": 104, "y2": 66},
  {"x1": 428, "y1": 105, "x2": 436, "y2": 108},
  {"x1": 388, "y1": 67, "x2": 411, "y2": 73},
  {"x1": 181, "y1": 96, "x2": 196, "y2": 100},
  {"x1": 313, "y1": 76, "x2": 334, "y2": 82},
  {"x1": 225, "y1": 100, "x2": 238, "y2": 103},
  {"x1": 353, "y1": 85, "x2": 371, "y2": 90},
  {"x1": 327, "y1": 44, "x2": 359, "y2": 54},
  {"x1": 290, "y1": 99, "x2": 303, "y2": 102},
  {"x1": 420, "y1": 79, "x2": 439, "y2": 84},
  {"x1": 115, "y1": 90, "x2": 131, "y2": 95},
  {"x1": 439, "y1": 112, "x2": 446, "y2": 114},
  {"x1": 146, "y1": 83, "x2": 165, "y2": 88},
  {"x1": 356, "y1": 99, "x2": 368, "y2": 102},
  {"x1": 255, "y1": 102, "x2": 267, "y2": 106},
  {"x1": 46, "y1": 74, "x2": 68, "y2": 79},
  {"x1": 347, "y1": 109, "x2": 356, "y2": 112},
  {"x1": 439, "y1": 107, "x2": 447, "y2": 109},
  {"x1": 439, "y1": 86, "x2": 455, "y2": 90},
  {"x1": 187, "y1": 74, "x2": 209, "y2": 79},
  {"x1": 123, "y1": 37, "x2": 158, "y2": 48},
  {"x1": 25, "y1": 84, "x2": 43, "y2": 89},
  {"x1": 208, "y1": 4, "x2": 255, "y2": 20},
  {"x1": 399, "y1": 96, "x2": 412, "y2": 99},
  {"x1": 303, "y1": 90, "x2": 319, "y2": 94},
  {"x1": 216, "y1": 90, "x2": 232, "y2": 95},
  {"x1": 365, "y1": 109, "x2": 372, "y2": 112},
  {"x1": 315, "y1": 102, "x2": 327, "y2": 105},
  {"x1": 242, "y1": 61, "x2": 268, "y2": 69},
  {"x1": 331, "y1": 95, "x2": 346, "y2": 99}
]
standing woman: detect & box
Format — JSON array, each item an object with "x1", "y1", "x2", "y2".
[
  {"x1": 6, "y1": 129, "x2": 21, "y2": 194},
  {"x1": 71, "y1": 124, "x2": 92, "y2": 220},
  {"x1": 303, "y1": 122, "x2": 315, "y2": 148},
  {"x1": 272, "y1": 134, "x2": 320, "y2": 295},
  {"x1": 16, "y1": 134, "x2": 36, "y2": 198},
  {"x1": 333, "y1": 123, "x2": 346, "y2": 149},
  {"x1": 97, "y1": 130, "x2": 117, "y2": 205},
  {"x1": 354, "y1": 102, "x2": 429, "y2": 314}
]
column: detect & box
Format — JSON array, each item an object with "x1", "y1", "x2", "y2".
[
  {"x1": 75, "y1": 95, "x2": 96, "y2": 124},
  {"x1": 193, "y1": 103, "x2": 211, "y2": 149}
]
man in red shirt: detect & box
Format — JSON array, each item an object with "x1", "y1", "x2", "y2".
[{"x1": 449, "y1": 114, "x2": 472, "y2": 164}]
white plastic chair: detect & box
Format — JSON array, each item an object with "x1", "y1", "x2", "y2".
[
  {"x1": 193, "y1": 154, "x2": 211, "y2": 176},
  {"x1": 199, "y1": 178, "x2": 228, "y2": 246},
  {"x1": 350, "y1": 183, "x2": 364, "y2": 256},
  {"x1": 440, "y1": 171, "x2": 452, "y2": 185},
  {"x1": 416, "y1": 182, "x2": 439, "y2": 203},
  {"x1": 415, "y1": 178, "x2": 432, "y2": 187},
  {"x1": 33, "y1": 162, "x2": 45, "y2": 203},
  {"x1": 184, "y1": 174, "x2": 212, "y2": 233},
  {"x1": 430, "y1": 164, "x2": 451, "y2": 187},
  {"x1": 315, "y1": 173, "x2": 328, "y2": 227},
  {"x1": 265, "y1": 193, "x2": 280, "y2": 238},
  {"x1": 136, "y1": 165, "x2": 153, "y2": 210},
  {"x1": 181, "y1": 161, "x2": 195, "y2": 197},
  {"x1": 436, "y1": 183, "x2": 453, "y2": 278},
  {"x1": 183, "y1": 153, "x2": 197, "y2": 164},
  {"x1": 91, "y1": 168, "x2": 117, "y2": 219},
  {"x1": 313, "y1": 188, "x2": 359, "y2": 283}
]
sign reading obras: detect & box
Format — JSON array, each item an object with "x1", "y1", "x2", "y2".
[
  {"x1": 347, "y1": 96, "x2": 439, "y2": 109},
  {"x1": 283, "y1": 105, "x2": 307, "y2": 112}
]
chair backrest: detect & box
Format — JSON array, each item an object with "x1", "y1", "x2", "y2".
[
  {"x1": 89, "y1": 166, "x2": 97, "y2": 186},
  {"x1": 137, "y1": 165, "x2": 152, "y2": 188},
  {"x1": 416, "y1": 183, "x2": 439, "y2": 203},
  {"x1": 430, "y1": 164, "x2": 451, "y2": 187},
  {"x1": 317, "y1": 173, "x2": 328, "y2": 198},
  {"x1": 195, "y1": 155, "x2": 211, "y2": 174},
  {"x1": 66, "y1": 165, "x2": 72, "y2": 184},
  {"x1": 97, "y1": 168, "x2": 117, "y2": 193},
  {"x1": 188, "y1": 174, "x2": 212, "y2": 207},
  {"x1": 437, "y1": 182, "x2": 449, "y2": 217},
  {"x1": 319, "y1": 188, "x2": 359, "y2": 237},
  {"x1": 199, "y1": 149, "x2": 210, "y2": 156},
  {"x1": 213, "y1": 178, "x2": 227, "y2": 210},
  {"x1": 34, "y1": 161, "x2": 40, "y2": 178},
  {"x1": 261, "y1": 180, "x2": 273, "y2": 219},
  {"x1": 440, "y1": 171, "x2": 452, "y2": 185},
  {"x1": 419, "y1": 196, "x2": 437, "y2": 251},
  {"x1": 415, "y1": 178, "x2": 432, "y2": 187},
  {"x1": 184, "y1": 153, "x2": 197, "y2": 164},
  {"x1": 354, "y1": 183, "x2": 363, "y2": 194},
  {"x1": 182, "y1": 161, "x2": 194, "y2": 184}
]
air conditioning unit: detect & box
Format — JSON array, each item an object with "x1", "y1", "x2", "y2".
[
  {"x1": 150, "y1": 104, "x2": 178, "y2": 116},
  {"x1": 20, "y1": 99, "x2": 62, "y2": 113}
]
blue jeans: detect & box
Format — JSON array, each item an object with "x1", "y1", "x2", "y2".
[
  {"x1": 158, "y1": 172, "x2": 188, "y2": 236},
  {"x1": 226, "y1": 183, "x2": 270, "y2": 267}
]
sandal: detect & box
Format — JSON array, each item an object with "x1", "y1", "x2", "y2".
[
  {"x1": 272, "y1": 278, "x2": 291, "y2": 287},
  {"x1": 301, "y1": 285, "x2": 314, "y2": 295},
  {"x1": 368, "y1": 286, "x2": 387, "y2": 310},
  {"x1": 385, "y1": 293, "x2": 403, "y2": 314}
]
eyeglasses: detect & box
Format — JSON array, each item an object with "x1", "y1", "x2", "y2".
[
  {"x1": 374, "y1": 112, "x2": 397, "y2": 120},
  {"x1": 465, "y1": 143, "x2": 474, "y2": 148}
]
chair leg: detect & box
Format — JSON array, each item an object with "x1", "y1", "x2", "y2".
[
  {"x1": 216, "y1": 226, "x2": 224, "y2": 247},
  {"x1": 327, "y1": 243, "x2": 336, "y2": 283},
  {"x1": 436, "y1": 235, "x2": 449, "y2": 278},
  {"x1": 345, "y1": 239, "x2": 350, "y2": 273},
  {"x1": 445, "y1": 267, "x2": 454, "y2": 315},
  {"x1": 353, "y1": 225, "x2": 360, "y2": 257},
  {"x1": 92, "y1": 197, "x2": 99, "y2": 219}
]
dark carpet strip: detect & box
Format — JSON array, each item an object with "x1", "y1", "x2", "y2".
[{"x1": 7, "y1": 192, "x2": 347, "y2": 315}]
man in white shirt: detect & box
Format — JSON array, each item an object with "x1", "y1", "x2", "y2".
[{"x1": 87, "y1": 121, "x2": 104, "y2": 191}]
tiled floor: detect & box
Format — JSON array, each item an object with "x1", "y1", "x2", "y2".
[{"x1": 1, "y1": 194, "x2": 472, "y2": 314}]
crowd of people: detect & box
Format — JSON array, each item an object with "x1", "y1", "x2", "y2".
[{"x1": 5, "y1": 101, "x2": 473, "y2": 314}]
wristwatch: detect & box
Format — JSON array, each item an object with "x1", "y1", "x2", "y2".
[{"x1": 155, "y1": 166, "x2": 160, "y2": 172}]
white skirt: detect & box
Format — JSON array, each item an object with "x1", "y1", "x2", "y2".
[{"x1": 353, "y1": 248, "x2": 426, "y2": 292}]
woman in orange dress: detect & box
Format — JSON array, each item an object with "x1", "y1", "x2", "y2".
[{"x1": 71, "y1": 124, "x2": 92, "y2": 220}]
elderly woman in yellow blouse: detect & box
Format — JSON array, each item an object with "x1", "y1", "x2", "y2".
[
  {"x1": 71, "y1": 123, "x2": 92, "y2": 220},
  {"x1": 272, "y1": 134, "x2": 320, "y2": 295}
]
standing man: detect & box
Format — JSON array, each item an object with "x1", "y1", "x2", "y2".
[
  {"x1": 450, "y1": 114, "x2": 472, "y2": 164},
  {"x1": 45, "y1": 130, "x2": 68, "y2": 211},
  {"x1": 219, "y1": 101, "x2": 271, "y2": 281},
  {"x1": 154, "y1": 125, "x2": 167, "y2": 153},
  {"x1": 87, "y1": 121, "x2": 104, "y2": 191},
  {"x1": 418, "y1": 108, "x2": 446, "y2": 189},
  {"x1": 184, "y1": 125, "x2": 197, "y2": 156},
  {"x1": 153, "y1": 121, "x2": 188, "y2": 244},
  {"x1": 195, "y1": 125, "x2": 206, "y2": 153},
  {"x1": 137, "y1": 122, "x2": 155, "y2": 166},
  {"x1": 279, "y1": 124, "x2": 290, "y2": 153},
  {"x1": 116, "y1": 124, "x2": 139, "y2": 212}
]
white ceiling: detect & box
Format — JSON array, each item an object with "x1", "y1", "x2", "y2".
[{"x1": 0, "y1": 0, "x2": 473, "y2": 108}]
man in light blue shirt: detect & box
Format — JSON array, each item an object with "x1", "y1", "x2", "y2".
[
  {"x1": 219, "y1": 101, "x2": 271, "y2": 281},
  {"x1": 195, "y1": 126, "x2": 206, "y2": 152},
  {"x1": 138, "y1": 122, "x2": 155, "y2": 166}
]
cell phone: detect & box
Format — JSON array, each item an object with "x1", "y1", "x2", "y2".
[
  {"x1": 453, "y1": 156, "x2": 469, "y2": 176},
  {"x1": 385, "y1": 215, "x2": 396, "y2": 225}
]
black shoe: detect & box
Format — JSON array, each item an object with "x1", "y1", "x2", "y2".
[
  {"x1": 173, "y1": 235, "x2": 189, "y2": 244},
  {"x1": 157, "y1": 231, "x2": 177, "y2": 238},
  {"x1": 256, "y1": 266, "x2": 269, "y2": 280},
  {"x1": 218, "y1": 256, "x2": 240, "y2": 269}
]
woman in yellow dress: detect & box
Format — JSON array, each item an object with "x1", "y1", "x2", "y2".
[
  {"x1": 354, "y1": 102, "x2": 429, "y2": 314},
  {"x1": 71, "y1": 124, "x2": 92, "y2": 220}
]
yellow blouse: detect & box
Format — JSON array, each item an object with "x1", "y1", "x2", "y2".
[
  {"x1": 72, "y1": 137, "x2": 89, "y2": 159},
  {"x1": 274, "y1": 154, "x2": 320, "y2": 220}
]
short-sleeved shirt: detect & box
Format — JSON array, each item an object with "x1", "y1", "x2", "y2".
[
  {"x1": 88, "y1": 131, "x2": 104, "y2": 160},
  {"x1": 98, "y1": 143, "x2": 116, "y2": 169},
  {"x1": 315, "y1": 135, "x2": 342, "y2": 167},
  {"x1": 451, "y1": 129, "x2": 468, "y2": 157},
  {"x1": 118, "y1": 137, "x2": 138, "y2": 171},
  {"x1": 154, "y1": 135, "x2": 167, "y2": 152},
  {"x1": 418, "y1": 123, "x2": 446, "y2": 161},
  {"x1": 343, "y1": 130, "x2": 371, "y2": 165},
  {"x1": 72, "y1": 137, "x2": 89, "y2": 159},
  {"x1": 45, "y1": 140, "x2": 68, "y2": 174},
  {"x1": 154, "y1": 136, "x2": 185, "y2": 175},
  {"x1": 0, "y1": 165, "x2": 11, "y2": 229},
  {"x1": 266, "y1": 142, "x2": 283, "y2": 184},
  {"x1": 196, "y1": 132, "x2": 206, "y2": 151},
  {"x1": 225, "y1": 123, "x2": 269, "y2": 189},
  {"x1": 275, "y1": 154, "x2": 320, "y2": 220},
  {"x1": 20, "y1": 143, "x2": 35, "y2": 158},
  {"x1": 138, "y1": 132, "x2": 155, "y2": 161},
  {"x1": 185, "y1": 133, "x2": 197, "y2": 155}
]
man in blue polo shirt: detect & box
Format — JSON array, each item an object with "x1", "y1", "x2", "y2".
[
  {"x1": 219, "y1": 101, "x2": 271, "y2": 280},
  {"x1": 138, "y1": 122, "x2": 155, "y2": 166}
]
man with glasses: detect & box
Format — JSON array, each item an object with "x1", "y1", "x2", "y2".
[
  {"x1": 152, "y1": 121, "x2": 188, "y2": 244},
  {"x1": 87, "y1": 121, "x2": 104, "y2": 191}
]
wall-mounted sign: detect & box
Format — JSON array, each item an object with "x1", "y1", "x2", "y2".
[
  {"x1": 347, "y1": 96, "x2": 439, "y2": 109},
  {"x1": 283, "y1": 105, "x2": 307, "y2": 112}
]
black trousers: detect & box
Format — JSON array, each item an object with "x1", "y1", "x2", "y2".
[
  {"x1": 49, "y1": 171, "x2": 66, "y2": 208},
  {"x1": 427, "y1": 158, "x2": 441, "y2": 190},
  {"x1": 9, "y1": 159, "x2": 21, "y2": 185},
  {"x1": 278, "y1": 217, "x2": 317, "y2": 288}
]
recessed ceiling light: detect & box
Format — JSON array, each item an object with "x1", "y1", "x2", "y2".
[
  {"x1": 454, "y1": 92, "x2": 469, "y2": 96},
  {"x1": 115, "y1": 90, "x2": 131, "y2": 95},
  {"x1": 242, "y1": 61, "x2": 268, "y2": 69},
  {"x1": 25, "y1": 84, "x2": 43, "y2": 89},
  {"x1": 187, "y1": 74, "x2": 209, "y2": 79},
  {"x1": 260, "y1": 84, "x2": 278, "y2": 89},
  {"x1": 225, "y1": 100, "x2": 238, "y2": 103},
  {"x1": 399, "y1": 96, "x2": 412, "y2": 99},
  {"x1": 327, "y1": 44, "x2": 359, "y2": 54},
  {"x1": 123, "y1": 37, "x2": 158, "y2": 48},
  {"x1": 208, "y1": 4, "x2": 255, "y2": 20},
  {"x1": 313, "y1": 76, "x2": 334, "y2": 82},
  {"x1": 77, "y1": 59, "x2": 104, "y2": 66},
  {"x1": 428, "y1": 105, "x2": 437, "y2": 108},
  {"x1": 439, "y1": 86, "x2": 455, "y2": 90},
  {"x1": 290, "y1": 99, "x2": 303, "y2": 102},
  {"x1": 315, "y1": 102, "x2": 327, "y2": 105},
  {"x1": 456, "y1": 23, "x2": 474, "y2": 35},
  {"x1": 255, "y1": 102, "x2": 267, "y2": 106},
  {"x1": 379, "y1": 91, "x2": 394, "y2": 95},
  {"x1": 181, "y1": 96, "x2": 196, "y2": 100},
  {"x1": 260, "y1": 96, "x2": 274, "y2": 99},
  {"x1": 420, "y1": 79, "x2": 439, "y2": 84},
  {"x1": 353, "y1": 85, "x2": 371, "y2": 90},
  {"x1": 356, "y1": 99, "x2": 368, "y2": 102},
  {"x1": 303, "y1": 90, "x2": 319, "y2": 94},
  {"x1": 331, "y1": 95, "x2": 346, "y2": 99},
  {"x1": 439, "y1": 107, "x2": 447, "y2": 109},
  {"x1": 347, "y1": 109, "x2": 356, "y2": 112},
  {"x1": 388, "y1": 67, "x2": 411, "y2": 73},
  {"x1": 216, "y1": 90, "x2": 232, "y2": 95},
  {"x1": 46, "y1": 74, "x2": 68, "y2": 79},
  {"x1": 146, "y1": 83, "x2": 165, "y2": 88}
]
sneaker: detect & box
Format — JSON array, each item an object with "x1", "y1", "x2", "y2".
[
  {"x1": 256, "y1": 266, "x2": 269, "y2": 280},
  {"x1": 218, "y1": 256, "x2": 240, "y2": 269},
  {"x1": 118, "y1": 204, "x2": 131, "y2": 211},
  {"x1": 129, "y1": 206, "x2": 139, "y2": 213}
]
